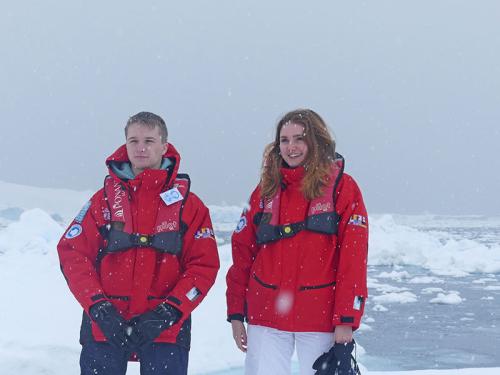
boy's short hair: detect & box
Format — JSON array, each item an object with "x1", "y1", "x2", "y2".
[{"x1": 125, "y1": 112, "x2": 168, "y2": 143}]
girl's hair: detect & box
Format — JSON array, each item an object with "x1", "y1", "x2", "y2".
[{"x1": 260, "y1": 109, "x2": 336, "y2": 200}]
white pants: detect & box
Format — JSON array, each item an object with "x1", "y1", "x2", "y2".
[{"x1": 245, "y1": 324, "x2": 334, "y2": 375}]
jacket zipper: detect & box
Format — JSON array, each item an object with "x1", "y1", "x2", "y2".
[
  {"x1": 253, "y1": 273, "x2": 278, "y2": 289},
  {"x1": 299, "y1": 281, "x2": 336, "y2": 291}
]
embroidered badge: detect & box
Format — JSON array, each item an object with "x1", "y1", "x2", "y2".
[
  {"x1": 74, "y1": 201, "x2": 91, "y2": 224},
  {"x1": 348, "y1": 214, "x2": 367, "y2": 228},
  {"x1": 186, "y1": 287, "x2": 201, "y2": 302},
  {"x1": 102, "y1": 207, "x2": 111, "y2": 221},
  {"x1": 235, "y1": 216, "x2": 247, "y2": 233},
  {"x1": 311, "y1": 202, "x2": 332, "y2": 214},
  {"x1": 194, "y1": 227, "x2": 215, "y2": 240},
  {"x1": 160, "y1": 187, "x2": 184, "y2": 206},
  {"x1": 65, "y1": 224, "x2": 83, "y2": 239}
]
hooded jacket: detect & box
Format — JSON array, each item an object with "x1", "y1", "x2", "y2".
[
  {"x1": 58, "y1": 143, "x2": 220, "y2": 347},
  {"x1": 226, "y1": 158, "x2": 368, "y2": 332}
]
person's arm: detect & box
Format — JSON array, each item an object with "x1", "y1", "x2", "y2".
[
  {"x1": 161, "y1": 193, "x2": 220, "y2": 318},
  {"x1": 57, "y1": 194, "x2": 108, "y2": 314},
  {"x1": 332, "y1": 175, "x2": 369, "y2": 341},
  {"x1": 58, "y1": 193, "x2": 133, "y2": 349},
  {"x1": 226, "y1": 187, "x2": 261, "y2": 322},
  {"x1": 231, "y1": 320, "x2": 248, "y2": 352}
]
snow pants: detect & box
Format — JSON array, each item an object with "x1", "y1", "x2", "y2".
[
  {"x1": 80, "y1": 342, "x2": 189, "y2": 375},
  {"x1": 245, "y1": 324, "x2": 334, "y2": 375}
]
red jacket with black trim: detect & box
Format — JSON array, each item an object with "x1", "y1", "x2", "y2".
[
  {"x1": 58, "y1": 143, "x2": 220, "y2": 345},
  {"x1": 226, "y1": 164, "x2": 368, "y2": 332}
]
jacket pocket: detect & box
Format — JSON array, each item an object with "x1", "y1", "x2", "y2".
[
  {"x1": 253, "y1": 273, "x2": 278, "y2": 289},
  {"x1": 299, "y1": 281, "x2": 336, "y2": 291},
  {"x1": 246, "y1": 273, "x2": 278, "y2": 324},
  {"x1": 295, "y1": 280, "x2": 336, "y2": 330}
]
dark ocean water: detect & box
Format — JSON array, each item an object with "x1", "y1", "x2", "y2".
[{"x1": 359, "y1": 264, "x2": 500, "y2": 370}]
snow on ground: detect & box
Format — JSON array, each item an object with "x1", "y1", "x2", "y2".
[
  {"x1": 372, "y1": 291, "x2": 418, "y2": 304},
  {"x1": 367, "y1": 370, "x2": 500, "y2": 375},
  {"x1": 408, "y1": 276, "x2": 445, "y2": 284},
  {"x1": 421, "y1": 287, "x2": 445, "y2": 295},
  {"x1": 429, "y1": 291, "x2": 464, "y2": 305},
  {"x1": 369, "y1": 214, "x2": 500, "y2": 276},
  {"x1": 1, "y1": 181, "x2": 500, "y2": 374},
  {"x1": 484, "y1": 285, "x2": 500, "y2": 291},
  {"x1": 0, "y1": 180, "x2": 91, "y2": 222},
  {"x1": 376, "y1": 270, "x2": 411, "y2": 281}
]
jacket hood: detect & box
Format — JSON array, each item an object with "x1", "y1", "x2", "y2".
[{"x1": 105, "y1": 142, "x2": 182, "y2": 184}]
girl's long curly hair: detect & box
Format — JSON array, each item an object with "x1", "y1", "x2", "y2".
[{"x1": 260, "y1": 109, "x2": 336, "y2": 201}]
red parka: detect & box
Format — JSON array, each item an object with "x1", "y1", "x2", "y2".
[
  {"x1": 58, "y1": 143, "x2": 219, "y2": 347},
  {"x1": 226, "y1": 159, "x2": 368, "y2": 332}
]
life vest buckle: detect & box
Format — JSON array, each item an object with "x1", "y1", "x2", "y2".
[
  {"x1": 282, "y1": 224, "x2": 293, "y2": 236},
  {"x1": 280, "y1": 223, "x2": 304, "y2": 238},
  {"x1": 131, "y1": 233, "x2": 153, "y2": 247}
]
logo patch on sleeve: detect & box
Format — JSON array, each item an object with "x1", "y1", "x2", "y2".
[
  {"x1": 235, "y1": 216, "x2": 247, "y2": 233},
  {"x1": 74, "y1": 201, "x2": 91, "y2": 224},
  {"x1": 353, "y1": 296, "x2": 364, "y2": 310},
  {"x1": 348, "y1": 214, "x2": 367, "y2": 228},
  {"x1": 186, "y1": 287, "x2": 201, "y2": 302},
  {"x1": 65, "y1": 224, "x2": 83, "y2": 239},
  {"x1": 194, "y1": 227, "x2": 215, "y2": 240}
]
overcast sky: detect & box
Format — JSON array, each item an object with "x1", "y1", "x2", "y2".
[{"x1": 1, "y1": 1, "x2": 499, "y2": 215}]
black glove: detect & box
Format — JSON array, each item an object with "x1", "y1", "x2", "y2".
[
  {"x1": 313, "y1": 341, "x2": 359, "y2": 375},
  {"x1": 128, "y1": 302, "x2": 181, "y2": 348},
  {"x1": 333, "y1": 341, "x2": 355, "y2": 375},
  {"x1": 89, "y1": 301, "x2": 131, "y2": 349},
  {"x1": 312, "y1": 346, "x2": 337, "y2": 375}
]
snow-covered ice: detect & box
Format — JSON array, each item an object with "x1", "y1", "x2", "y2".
[
  {"x1": 0, "y1": 180, "x2": 499, "y2": 374},
  {"x1": 429, "y1": 292, "x2": 464, "y2": 305}
]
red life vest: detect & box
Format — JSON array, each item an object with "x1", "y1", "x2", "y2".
[
  {"x1": 99, "y1": 173, "x2": 191, "y2": 259},
  {"x1": 255, "y1": 157, "x2": 344, "y2": 244}
]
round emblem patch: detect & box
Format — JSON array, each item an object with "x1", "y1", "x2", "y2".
[
  {"x1": 235, "y1": 216, "x2": 247, "y2": 233},
  {"x1": 65, "y1": 224, "x2": 83, "y2": 239}
]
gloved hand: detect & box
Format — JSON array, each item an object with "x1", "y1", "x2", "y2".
[
  {"x1": 128, "y1": 302, "x2": 181, "y2": 348},
  {"x1": 89, "y1": 300, "x2": 131, "y2": 349},
  {"x1": 333, "y1": 341, "x2": 355, "y2": 375},
  {"x1": 313, "y1": 341, "x2": 359, "y2": 375},
  {"x1": 312, "y1": 346, "x2": 337, "y2": 375}
]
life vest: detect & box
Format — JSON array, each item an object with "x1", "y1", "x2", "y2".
[
  {"x1": 255, "y1": 157, "x2": 344, "y2": 245},
  {"x1": 99, "y1": 173, "x2": 191, "y2": 259}
]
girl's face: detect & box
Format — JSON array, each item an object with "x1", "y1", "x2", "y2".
[{"x1": 279, "y1": 122, "x2": 308, "y2": 168}]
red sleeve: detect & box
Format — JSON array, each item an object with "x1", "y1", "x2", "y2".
[
  {"x1": 332, "y1": 174, "x2": 369, "y2": 330},
  {"x1": 57, "y1": 192, "x2": 108, "y2": 314},
  {"x1": 163, "y1": 193, "x2": 220, "y2": 317},
  {"x1": 225, "y1": 186, "x2": 261, "y2": 320}
]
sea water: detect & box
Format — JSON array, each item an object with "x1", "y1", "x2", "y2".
[{"x1": 211, "y1": 213, "x2": 500, "y2": 373}]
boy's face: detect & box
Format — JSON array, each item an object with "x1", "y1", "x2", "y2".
[{"x1": 126, "y1": 123, "x2": 167, "y2": 175}]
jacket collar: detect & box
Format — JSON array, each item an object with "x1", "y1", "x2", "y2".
[
  {"x1": 105, "y1": 142, "x2": 182, "y2": 188},
  {"x1": 280, "y1": 165, "x2": 305, "y2": 186}
]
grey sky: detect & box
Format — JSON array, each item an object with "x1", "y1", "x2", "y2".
[{"x1": 1, "y1": 1, "x2": 499, "y2": 215}]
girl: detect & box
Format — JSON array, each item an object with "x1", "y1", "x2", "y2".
[{"x1": 226, "y1": 109, "x2": 368, "y2": 375}]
